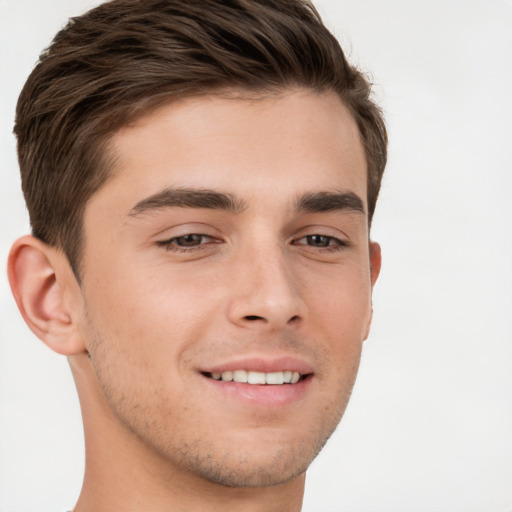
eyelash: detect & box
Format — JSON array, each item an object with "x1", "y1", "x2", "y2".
[
  {"x1": 292, "y1": 234, "x2": 348, "y2": 252},
  {"x1": 156, "y1": 233, "x2": 348, "y2": 253},
  {"x1": 156, "y1": 234, "x2": 217, "y2": 253}
]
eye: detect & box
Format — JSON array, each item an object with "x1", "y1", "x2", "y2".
[
  {"x1": 156, "y1": 233, "x2": 218, "y2": 251},
  {"x1": 293, "y1": 234, "x2": 346, "y2": 249},
  {"x1": 173, "y1": 234, "x2": 210, "y2": 247}
]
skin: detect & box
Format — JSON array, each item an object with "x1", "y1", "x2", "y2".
[{"x1": 8, "y1": 89, "x2": 380, "y2": 512}]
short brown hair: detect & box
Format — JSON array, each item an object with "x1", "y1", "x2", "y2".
[{"x1": 15, "y1": 0, "x2": 387, "y2": 278}]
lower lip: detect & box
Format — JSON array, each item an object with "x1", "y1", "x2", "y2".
[{"x1": 201, "y1": 374, "x2": 312, "y2": 407}]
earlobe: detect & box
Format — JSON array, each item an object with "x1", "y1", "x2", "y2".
[{"x1": 8, "y1": 235, "x2": 86, "y2": 355}]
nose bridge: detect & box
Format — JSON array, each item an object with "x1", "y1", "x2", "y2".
[{"x1": 227, "y1": 236, "x2": 305, "y2": 329}]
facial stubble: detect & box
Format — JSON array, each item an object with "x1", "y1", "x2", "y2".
[{"x1": 84, "y1": 312, "x2": 362, "y2": 489}]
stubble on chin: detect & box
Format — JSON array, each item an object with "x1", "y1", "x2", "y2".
[{"x1": 83, "y1": 315, "x2": 362, "y2": 489}]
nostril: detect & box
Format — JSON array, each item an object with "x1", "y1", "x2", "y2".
[
  {"x1": 243, "y1": 314, "x2": 300, "y2": 324},
  {"x1": 245, "y1": 315, "x2": 264, "y2": 321}
]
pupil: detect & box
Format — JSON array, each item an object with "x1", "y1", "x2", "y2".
[
  {"x1": 177, "y1": 234, "x2": 202, "y2": 246},
  {"x1": 308, "y1": 235, "x2": 329, "y2": 247}
]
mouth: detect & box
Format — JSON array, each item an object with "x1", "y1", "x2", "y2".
[
  {"x1": 202, "y1": 370, "x2": 308, "y2": 385},
  {"x1": 199, "y1": 357, "x2": 314, "y2": 406}
]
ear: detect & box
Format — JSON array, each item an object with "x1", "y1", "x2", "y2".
[
  {"x1": 369, "y1": 241, "x2": 381, "y2": 288},
  {"x1": 7, "y1": 235, "x2": 86, "y2": 355},
  {"x1": 363, "y1": 241, "x2": 382, "y2": 340}
]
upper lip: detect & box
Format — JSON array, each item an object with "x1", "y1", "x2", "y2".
[{"x1": 199, "y1": 356, "x2": 314, "y2": 375}]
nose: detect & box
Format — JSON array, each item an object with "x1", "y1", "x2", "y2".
[{"x1": 226, "y1": 241, "x2": 306, "y2": 331}]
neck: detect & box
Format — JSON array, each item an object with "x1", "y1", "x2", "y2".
[{"x1": 70, "y1": 355, "x2": 305, "y2": 512}]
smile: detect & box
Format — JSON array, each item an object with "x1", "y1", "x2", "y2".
[{"x1": 205, "y1": 370, "x2": 303, "y2": 385}]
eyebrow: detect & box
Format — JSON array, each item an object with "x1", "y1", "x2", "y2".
[
  {"x1": 128, "y1": 188, "x2": 246, "y2": 216},
  {"x1": 295, "y1": 190, "x2": 365, "y2": 215},
  {"x1": 128, "y1": 187, "x2": 365, "y2": 218}
]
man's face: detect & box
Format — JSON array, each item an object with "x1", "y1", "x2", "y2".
[{"x1": 77, "y1": 89, "x2": 379, "y2": 487}]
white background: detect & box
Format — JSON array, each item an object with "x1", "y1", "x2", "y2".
[{"x1": 1, "y1": 1, "x2": 511, "y2": 511}]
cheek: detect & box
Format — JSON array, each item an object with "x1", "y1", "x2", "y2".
[
  {"x1": 81, "y1": 261, "x2": 221, "y2": 376},
  {"x1": 306, "y1": 266, "x2": 372, "y2": 338},
  {"x1": 301, "y1": 265, "x2": 371, "y2": 388},
  {"x1": 80, "y1": 274, "x2": 214, "y2": 427}
]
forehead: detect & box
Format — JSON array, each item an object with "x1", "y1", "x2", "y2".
[{"x1": 90, "y1": 89, "x2": 367, "y2": 216}]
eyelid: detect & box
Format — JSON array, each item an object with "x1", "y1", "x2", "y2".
[
  {"x1": 151, "y1": 222, "x2": 225, "y2": 255},
  {"x1": 290, "y1": 224, "x2": 349, "y2": 241},
  {"x1": 292, "y1": 234, "x2": 347, "y2": 247},
  {"x1": 151, "y1": 221, "x2": 220, "y2": 240},
  {"x1": 157, "y1": 233, "x2": 209, "y2": 242},
  {"x1": 156, "y1": 233, "x2": 221, "y2": 249}
]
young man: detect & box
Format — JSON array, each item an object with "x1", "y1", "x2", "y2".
[{"x1": 8, "y1": 0, "x2": 387, "y2": 510}]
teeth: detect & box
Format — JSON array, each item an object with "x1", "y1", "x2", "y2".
[
  {"x1": 248, "y1": 371, "x2": 266, "y2": 384},
  {"x1": 221, "y1": 371, "x2": 233, "y2": 381},
  {"x1": 265, "y1": 372, "x2": 284, "y2": 385},
  {"x1": 233, "y1": 370, "x2": 247, "y2": 383},
  {"x1": 211, "y1": 370, "x2": 302, "y2": 385}
]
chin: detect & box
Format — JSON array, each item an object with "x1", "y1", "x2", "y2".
[
  {"x1": 178, "y1": 447, "x2": 313, "y2": 488},
  {"x1": 166, "y1": 424, "x2": 335, "y2": 489}
]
